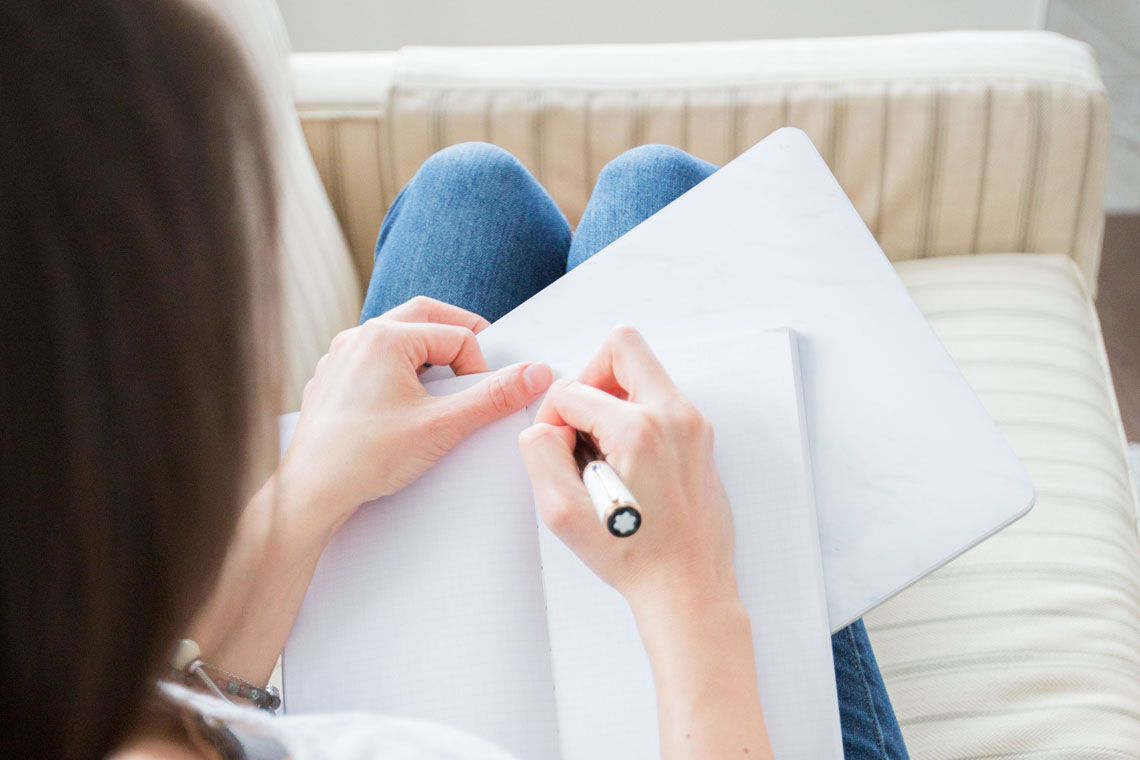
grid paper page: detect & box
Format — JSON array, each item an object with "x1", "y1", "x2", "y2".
[
  {"x1": 537, "y1": 330, "x2": 842, "y2": 759},
  {"x1": 281, "y1": 374, "x2": 560, "y2": 759}
]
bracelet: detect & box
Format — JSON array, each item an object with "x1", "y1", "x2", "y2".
[{"x1": 170, "y1": 639, "x2": 281, "y2": 712}]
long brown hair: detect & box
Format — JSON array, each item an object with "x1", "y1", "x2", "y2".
[{"x1": 0, "y1": 1, "x2": 278, "y2": 758}]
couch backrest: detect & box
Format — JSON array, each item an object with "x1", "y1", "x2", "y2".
[{"x1": 294, "y1": 33, "x2": 1110, "y2": 293}]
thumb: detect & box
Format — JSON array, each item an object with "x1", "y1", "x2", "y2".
[{"x1": 438, "y1": 362, "x2": 553, "y2": 439}]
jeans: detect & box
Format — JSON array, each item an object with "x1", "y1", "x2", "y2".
[{"x1": 361, "y1": 142, "x2": 909, "y2": 759}]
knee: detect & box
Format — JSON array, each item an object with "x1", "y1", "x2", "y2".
[
  {"x1": 413, "y1": 141, "x2": 530, "y2": 191},
  {"x1": 597, "y1": 144, "x2": 701, "y2": 184}
]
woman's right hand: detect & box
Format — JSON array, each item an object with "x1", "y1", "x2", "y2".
[
  {"x1": 517, "y1": 325, "x2": 739, "y2": 615},
  {"x1": 519, "y1": 327, "x2": 772, "y2": 760}
]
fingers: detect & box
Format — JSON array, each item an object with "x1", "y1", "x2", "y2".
[
  {"x1": 535, "y1": 378, "x2": 637, "y2": 449},
  {"x1": 437, "y1": 362, "x2": 554, "y2": 440},
  {"x1": 383, "y1": 320, "x2": 490, "y2": 375},
  {"x1": 381, "y1": 296, "x2": 491, "y2": 334},
  {"x1": 578, "y1": 325, "x2": 677, "y2": 402},
  {"x1": 518, "y1": 422, "x2": 603, "y2": 548}
]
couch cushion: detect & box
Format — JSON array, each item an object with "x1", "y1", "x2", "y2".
[{"x1": 868, "y1": 252, "x2": 1140, "y2": 758}]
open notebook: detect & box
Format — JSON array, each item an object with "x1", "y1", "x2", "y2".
[{"x1": 281, "y1": 329, "x2": 842, "y2": 759}]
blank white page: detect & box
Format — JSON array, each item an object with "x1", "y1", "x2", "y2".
[
  {"x1": 538, "y1": 330, "x2": 842, "y2": 759},
  {"x1": 281, "y1": 375, "x2": 561, "y2": 759}
]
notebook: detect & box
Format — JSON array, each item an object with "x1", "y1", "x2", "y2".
[
  {"x1": 282, "y1": 329, "x2": 842, "y2": 759},
  {"x1": 452, "y1": 127, "x2": 1036, "y2": 631}
]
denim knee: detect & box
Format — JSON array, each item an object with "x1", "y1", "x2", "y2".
[
  {"x1": 412, "y1": 141, "x2": 530, "y2": 191},
  {"x1": 596, "y1": 144, "x2": 705, "y2": 186}
]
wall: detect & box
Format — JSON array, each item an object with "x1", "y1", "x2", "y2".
[
  {"x1": 274, "y1": 0, "x2": 1043, "y2": 51},
  {"x1": 1047, "y1": 0, "x2": 1140, "y2": 213}
]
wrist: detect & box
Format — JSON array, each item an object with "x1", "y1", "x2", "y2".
[
  {"x1": 629, "y1": 573, "x2": 748, "y2": 653},
  {"x1": 269, "y1": 463, "x2": 354, "y2": 555}
]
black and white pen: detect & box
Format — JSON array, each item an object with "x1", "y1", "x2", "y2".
[{"x1": 573, "y1": 431, "x2": 642, "y2": 537}]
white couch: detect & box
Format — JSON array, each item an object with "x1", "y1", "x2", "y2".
[{"x1": 210, "y1": 0, "x2": 1140, "y2": 755}]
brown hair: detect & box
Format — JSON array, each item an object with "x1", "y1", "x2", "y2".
[{"x1": 0, "y1": 1, "x2": 278, "y2": 758}]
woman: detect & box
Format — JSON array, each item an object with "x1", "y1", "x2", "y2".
[{"x1": 0, "y1": 1, "x2": 908, "y2": 759}]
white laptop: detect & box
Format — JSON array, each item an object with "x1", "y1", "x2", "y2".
[{"x1": 467, "y1": 127, "x2": 1035, "y2": 631}]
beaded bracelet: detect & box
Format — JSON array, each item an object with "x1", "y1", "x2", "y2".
[{"x1": 170, "y1": 638, "x2": 281, "y2": 712}]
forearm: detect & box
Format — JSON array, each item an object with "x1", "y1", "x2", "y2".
[
  {"x1": 633, "y1": 588, "x2": 773, "y2": 760},
  {"x1": 187, "y1": 472, "x2": 339, "y2": 686}
]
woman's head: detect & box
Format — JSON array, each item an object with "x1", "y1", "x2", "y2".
[{"x1": 0, "y1": 1, "x2": 278, "y2": 757}]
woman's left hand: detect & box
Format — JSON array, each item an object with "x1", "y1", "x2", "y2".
[{"x1": 278, "y1": 296, "x2": 553, "y2": 537}]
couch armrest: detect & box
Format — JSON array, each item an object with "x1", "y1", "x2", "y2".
[{"x1": 292, "y1": 32, "x2": 1109, "y2": 290}]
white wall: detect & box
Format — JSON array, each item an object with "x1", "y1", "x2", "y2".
[
  {"x1": 274, "y1": 0, "x2": 1043, "y2": 51},
  {"x1": 1046, "y1": 0, "x2": 1140, "y2": 213}
]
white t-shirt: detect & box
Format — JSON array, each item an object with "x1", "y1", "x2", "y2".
[{"x1": 159, "y1": 683, "x2": 518, "y2": 760}]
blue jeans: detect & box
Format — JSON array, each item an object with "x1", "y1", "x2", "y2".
[{"x1": 362, "y1": 142, "x2": 909, "y2": 759}]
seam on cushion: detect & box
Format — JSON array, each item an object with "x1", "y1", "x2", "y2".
[
  {"x1": 994, "y1": 413, "x2": 1123, "y2": 440},
  {"x1": 872, "y1": 610, "x2": 1140, "y2": 641},
  {"x1": 829, "y1": 85, "x2": 845, "y2": 180},
  {"x1": 632, "y1": 88, "x2": 646, "y2": 148},
  {"x1": 917, "y1": 88, "x2": 942, "y2": 258},
  {"x1": 895, "y1": 252, "x2": 1072, "y2": 272},
  {"x1": 873, "y1": 83, "x2": 889, "y2": 240},
  {"x1": 919, "y1": 565, "x2": 1140, "y2": 598},
  {"x1": 953, "y1": 359, "x2": 1118, "y2": 398},
  {"x1": 1016, "y1": 86, "x2": 1045, "y2": 252},
  {"x1": 1035, "y1": 484, "x2": 1135, "y2": 507},
  {"x1": 1005, "y1": 528, "x2": 1140, "y2": 557},
  {"x1": 1068, "y1": 88, "x2": 1096, "y2": 260},
  {"x1": 482, "y1": 88, "x2": 493, "y2": 143},
  {"x1": 730, "y1": 86, "x2": 742, "y2": 157},
  {"x1": 372, "y1": 113, "x2": 389, "y2": 214},
  {"x1": 1028, "y1": 488, "x2": 1138, "y2": 520},
  {"x1": 997, "y1": 457, "x2": 1133, "y2": 502},
  {"x1": 583, "y1": 90, "x2": 595, "y2": 199},
  {"x1": 679, "y1": 88, "x2": 690, "y2": 152},
  {"x1": 960, "y1": 748, "x2": 1140, "y2": 760},
  {"x1": 904, "y1": 278, "x2": 1089, "y2": 306},
  {"x1": 920, "y1": 308, "x2": 1096, "y2": 336},
  {"x1": 989, "y1": 420, "x2": 1127, "y2": 460},
  {"x1": 970, "y1": 84, "x2": 993, "y2": 256},
  {"x1": 882, "y1": 647, "x2": 1140, "y2": 672},
  {"x1": 900, "y1": 704, "x2": 1140, "y2": 727},
  {"x1": 969, "y1": 389, "x2": 1119, "y2": 422},
  {"x1": 955, "y1": 356, "x2": 1114, "y2": 386},
  {"x1": 937, "y1": 334, "x2": 1104, "y2": 367}
]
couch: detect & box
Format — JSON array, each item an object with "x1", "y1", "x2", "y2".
[{"x1": 210, "y1": 0, "x2": 1140, "y2": 755}]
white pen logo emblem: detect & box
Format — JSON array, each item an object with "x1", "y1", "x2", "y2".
[{"x1": 611, "y1": 510, "x2": 639, "y2": 535}]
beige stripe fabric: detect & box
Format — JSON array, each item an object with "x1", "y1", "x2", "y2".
[
  {"x1": 868, "y1": 253, "x2": 1140, "y2": 758},
  {"x1": 197, "y1": 0, "x2": 363, "y2": 412},
  {"x1": 292, "y1": 33, "x2": 1109, "y2": 292}
]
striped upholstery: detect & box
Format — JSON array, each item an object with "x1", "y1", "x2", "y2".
[
  {"x1": 292, "y1": 34, "x2": 1110, "y2": 292},
  {"x1": 197, "y1": 0, "x2": 362, "y2": 412},
  {"x1": 868, "y1": 253, "x2": 1140, "y2": 757}
]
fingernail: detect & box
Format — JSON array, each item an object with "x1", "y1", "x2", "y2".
[{"x1": 522, "y1": 362, "x2": 553, "y2": 395}]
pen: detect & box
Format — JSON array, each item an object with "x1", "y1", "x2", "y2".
[{"x1": 573, "y1": 431, "x2": 642, "y2": 537}]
